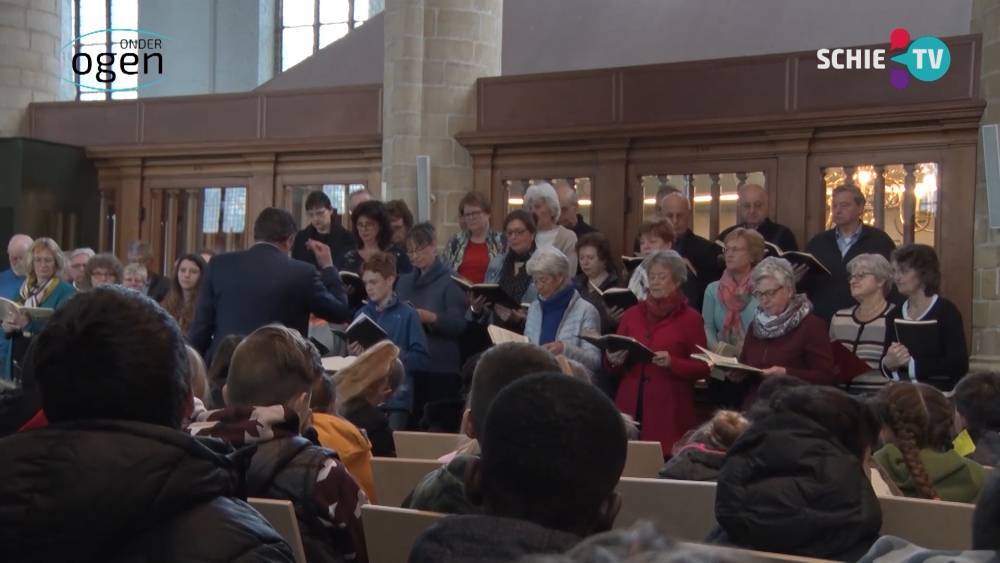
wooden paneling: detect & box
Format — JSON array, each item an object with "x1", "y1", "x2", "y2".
[
  {"x1": 265, "y1": 88, "x2": 382, "y2": 139},
  {"x1": 142, "y1": 97, "x2": 261, "y2": 145},
  {"x1": 478, "y1": 72, "x2": 616, "y2": 131},
  {"x1": 30, "y1": 103, "x2": 139, "y2": 148}
]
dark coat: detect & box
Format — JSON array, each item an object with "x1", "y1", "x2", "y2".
[
  {"x1": 717, "y1": 218, "x2": 799, "y2": 252},
  {"x1": 396, "y1": 258, "x2": 468, "y2": 376},
  {"x1": 0, "y1": 420, "x2": 296, "y2": 562},
  {"x1": 675, "y1": 229, "x2": 722, "y2": 311},
  {"x1": 658, "y1": 443, "x2": 726, "y2": 481},
  {"x1": 881, "y1": 296, "x2": 969, "y2": 391},
  {"x1": 712, "y1": 412, "x2": 882, "y2": 562},
  {"x1": 341, "y1": 401, "x2": 396, "y2": 457},
  {"x1": 408, "y1": 514, "x2": 580, "y2": 563},
  {"x1": 188, "y1": 243, "x2": 352, "y2": 360},
  {"x1": 145, "y1": 271, "x2": 171, "y2": 303},
  {"x1": 805, "y1": 225, "x2": 897, "y2": 325},
  {"x1": 292, "y1": 223, "x2": 356, "y2": 270}
]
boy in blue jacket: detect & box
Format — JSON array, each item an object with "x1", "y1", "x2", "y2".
[{"x1": 348, "y1": 251, "x2": 429, "y2": 430}]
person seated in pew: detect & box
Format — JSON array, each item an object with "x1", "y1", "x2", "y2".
[
  {"x1": 0, "y1": 286, "x2": 297, "y2": 562},
  {"x1": 205, "y1": 334, "x2": 244, "y2": 410},
  {"x1": 710, "y1": 385, "x2": 883, "y2": 561},
  {"x1": 409, "y1": 342, "x2": 562, "y2": 514},
  {"x1": 953, "y1": 372, "x2": 1000, "y2": 468},
  {"x1": 873, "y1": 381, "x2": 986, "y2": 503},
  {"x1": 335, "y1": 341, "x2": 405, "y2": 458},
  {"x1": 408, "y1": 373, "x2": 628, "y2": 563},
  {"x1": 309, "y1": 373, "x2": 378, "y2": 504},
  {"x1": 658, "y1": 410, "x2": 748, "y2": 482},
  {"x1": 187, "y1": 324, "x2": 369, "y2": 563}
]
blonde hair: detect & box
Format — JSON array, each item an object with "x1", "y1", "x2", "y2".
[
  {"x1": 724, "y1": 227, "x2": 766, "y2": 265},
  {"x1": 333, "y1": 341, "x2": 401, "y2": 405},
  {"x1": 185, "y1": 344, "x2": 209, "y2": 404},
  {"x1": 674, "y1": 410, "x2": 748, "y2": 455},
  {"x1": 25, "y1": 237, "x2": 68, "y2": 279}
]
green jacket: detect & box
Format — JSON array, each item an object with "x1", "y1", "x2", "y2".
[
  {"x1": 874, "y1": 444, "x2": 985, "y2": 503},
  {"x1": 409, "y1": 454, "x2": 483, "y2": 516}
]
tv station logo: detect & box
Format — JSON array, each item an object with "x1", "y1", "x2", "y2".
[{"x1": 815, "y1": 28, "x2": 951, "y2": 90}]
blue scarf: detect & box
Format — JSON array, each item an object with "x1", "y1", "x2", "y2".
[{"x1": 538, "y1": 283, "x2": 576, "y2": 345}]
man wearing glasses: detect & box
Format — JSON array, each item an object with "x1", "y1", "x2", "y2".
[
  {"x1": 717, "y1": 183, "x2": 799, "y2": 253},
  {"x1": 292, "y1": 190, "x2": 355, "y2": 270}
]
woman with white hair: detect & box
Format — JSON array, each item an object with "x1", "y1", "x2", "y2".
[
  {"x1": 1, "y1": 238, "x2": 75, "y2": 380},
  {"x1": 605, "y1": 250, "x2": 710, "y2": 455},
  {"x1": 830, "y1": 254, "x2": 895, "y2": 389},
  {"x1": 735, "y1": 257, "x2": 836, "y2": 408},
  {"x1": 524, "y1": 181, "x2": 579, "y2": 274},
  {"x1": 524, "y1": 247, "x2": 601, "y2": 371}
]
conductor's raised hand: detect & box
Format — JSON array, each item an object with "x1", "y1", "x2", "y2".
[{"x1": 306, "y1": 239, "x2": 334, "y2": 268}]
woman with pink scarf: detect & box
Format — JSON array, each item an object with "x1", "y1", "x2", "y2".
[{"x1": 702, "y1": 228, "x2": 764, "y2": 407}]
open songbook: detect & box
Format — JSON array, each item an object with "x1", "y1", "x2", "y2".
[
  {"x1": 579, "y1": 330, "x2": 656, "y2": 364},
  {"x1": 622, "y1": 256, "x2": 644, "y2": 275},
  {"x1": 451, "y1": 276, "x2": 523, "y2": 309},
  {"x1": 589, "y1": 282, "x2": 638, "y2": 310},
  {"x1": 691, "y1": 345, "x2": 763, "y2": 373},
  {"x1": 488, "y1": 325, "x2": 528, "y2": 344},
  {"x1": 0, "y1": 298, "x2": 53, "y2": 320}
]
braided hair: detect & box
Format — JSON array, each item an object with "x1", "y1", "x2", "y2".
[{"x1": 874, "y1": 382, "x2": 955, "y2": 499}]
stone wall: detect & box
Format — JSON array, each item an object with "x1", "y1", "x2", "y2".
[{"x1": 0, "y1": 0, "x2": 65, "y2": 135}]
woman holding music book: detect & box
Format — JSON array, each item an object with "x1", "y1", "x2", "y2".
[
  {"x1": 604, "y1": 250, "x2": 709, "y2": 455},
  {"x1": 441, "y1": 191, "x2": 506, "y2": 284},
  {"x1": 735, "y1": 257, "x2": 836, "y2": 409},
  {"x1": 467, "y1": 209, "x2": 538, "y2": 333},
  {"x1": 829, "y1": 254, "x2": 896, "y2": 388},
  {"x1": 523, "y1": 247, "x2": 601, "y2": 371},
  {"x1": 335, "y1": 200, "x2": 412, "y2": 279},
  {"x1": 572, "y1": 232, "x2": 624, "y2": 335},
  {"x1": 1, "y1": 238, "x2": 75, "y2": 381},
  {"x1": 881, "y1": 244, "x2": 968, "y2": 390}
]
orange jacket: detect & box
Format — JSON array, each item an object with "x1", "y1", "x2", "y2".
[{"x1": 310, "y1": 412, "x2": 378, "y2": 504}]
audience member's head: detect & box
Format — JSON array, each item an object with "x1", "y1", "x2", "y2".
[
  {"x1": 361, "y1": 251, "x2": 397, "y2": 305},
  {"x1": 185, "y1": 344, "x2": 209, "y2": 405},
  {"x1": 386, "y1": 199, "x2": 415, "y2": 245},
  {"x1": 83, "y1": 252, "x2": 124, "y2": 289},
  {"x1": 67, "y1": 247, "x2": 95, "y2": 286},
  {"x1": 126, "y1": 240, "x2": 155, "y2": 271},
  {"x1": 765, "y1": 385, "x2": 880, "y2": 462},
  {"x1": 7, "y1": 234, "x2": 33, "y2": 276},
  {"x1": 224, "y1": 324, "x2": 324, "y2": 431},
  {"x1": 954, "y1": 372, "x2": 1000, "y2": 441},
  {"x1": 252, "y1": 207, "x2": 298, "y2": 251},
  {"x1": 207, "y1": 334, "x2": 244, "y2": 383},
  {"x1": 310, "y1": 374, "x2": 337, "y2": 415},
  {"x1": 122, "y1": 263, "x2": 147, "y2": 291},
  {"x1": 465, "y1": 342, "x2": 561, "y2": 440},
  {"x1": 468, "y1": 373, "x2": 628, "y2": 537},
  {"x1": 348, "y1": 187, "x2": 374, "y2": 212},
  {"x1": 26, "y1": 238, "x2": 67, "y2": 283},
  {"x1": 674, "y1": 410, "x2": 748, "y2": 455},
  {"x1": 333, "y1": 341, "x2": 401, "y2": 409},
  {"x1": 753, "y1": 374, "x2": 809, "y2": 408},
  {"x1": 873, "y1": 381, "x2": 954, "y2": 499},
  {"x1": 305, "y1": 190, "x2": 335, "y2": 233},
  {"x1": 973, "y1": 471, "x2": 1000, "y2": 551},
  {"x1": 25, "y1": 285, "x2": 191, "y2": 429}
]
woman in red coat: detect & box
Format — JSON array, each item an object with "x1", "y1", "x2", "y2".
[{"x1": 606, "y1": 250, "x2": 710, "y2": 456}]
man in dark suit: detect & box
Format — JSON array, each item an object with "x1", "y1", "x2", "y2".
[
  {"x1": 717, "y1": 183, "x2": 799, "y2": 252},
  {"x1": 127, "y1": 240, "x2": 171, "y2": 302},
  {"x1": 291, "y1": 190, "x2": 355, "y2": 269},
  {"x1": 188, "y1": 207, "x2": 352, "y2": 360},
  {"x1": 658, "y1": 192, "x2": 721, "y2": 311},
  {"x1": 804, "y1": 184, "x2": 896, "y2": 325}
]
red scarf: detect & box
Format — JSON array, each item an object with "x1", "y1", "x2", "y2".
[
  {"x1": 643, "y1": 290, "x2": 687, "y2": 326},
  {"x1": 717, "y1": 269, "x2": 754, "y2": 348}
]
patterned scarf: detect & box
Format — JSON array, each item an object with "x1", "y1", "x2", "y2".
[
  {"x1": 643, "y1": 289, "x2": 687, "y2": 326},
  {"x1": 19, "y1": 275, "x2": 58, "y2": 308},
  {"x1": 717, "y1": 269, "x2": 754, "y2": 347},
  {"x1": 498, "y1": 243, "x2": 535, "y2": 303},
  {"x1": 752, "y1": 293, "x2": 813, "y2": 339},
  {"x1": 442, "y1": 229, "x2": 506, "y2": 271}
]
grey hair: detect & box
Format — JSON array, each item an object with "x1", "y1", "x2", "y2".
[
  {"x1": 847, "y1": 253, "x2": 894, "y2": 296},
  {"x1": 123, "y1": 263, "x2": 148, "y2": 283},
  {"x1": 752, "y1": 257, "x2": 795, "y2": 291},
  {"x1": 559, "y1": 185, "x2": 580, "y2": 206},
  {"x1": 643, "y1": 250, "x2": 688, "y2": 284},
  {"x1": 127, "y1": 240, "x2": 153, "y2": 259},
  {"x1": 403, "y1": 221, "x2": 436, "y2": 247},
  {"x1": 70, "y1": 247, "x2": 96, "y2": 260},
  {"x1": 832, "y1": 183, "x2": 866, "y2": 207},
  {"x1": 524, "y1": 181, "x2": 561, "y2": 223},
  {"x1": 526, "y1": 246, "x2": 571, "y2": 279}
]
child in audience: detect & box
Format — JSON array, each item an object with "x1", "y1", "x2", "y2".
[
  {"x1": 335, "y1": 340, "x2": 404, "y2": 457},
  {"x1": 873, "y1": 381, "x2": 986, "y2": 503},
  {"x1": 409, "y1": 342, "x2": 562, "y2": 514},
  {"x1": 658, "y1": 410, "x2": 748, "y2": 481},
  {"x1": 309, "y1": 373, "x2": 378, "y2": 503},
  {"x1": 711, "y1": 385, "x2": 882, "y2": 561},
  {"x1": 953, "y1": 372, "x2": 1000, "y2": 468},
  {"x1": 206, "y1": 334, "x2": 244, "y2": 409},
  {"x1": 188, "y1": 324, "x2": 369, "y2": 563},
  {"x1": 0, "y1": 286, "x2": 297, "y2": 562},
  {"x1": 408, "y1": 372, "x2": 629, "y2": 563},
  {"x1": 348, "y1": 251, "x2": 430, "y2": 431}
]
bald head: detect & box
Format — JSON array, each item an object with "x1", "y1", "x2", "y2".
[
  {"x1": 556, "y1": 185, "x2": 579, "y2": 228},
  {"x1": 7, "y1": 234, "x2": 32, "y2": 276},
  {"x1": 659, "y1": 192, "x2": 690, "y2": 234},
  {"x1": 738, "y1": 184, "x2": 768, "y2": 228}
]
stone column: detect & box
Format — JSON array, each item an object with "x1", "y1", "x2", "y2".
[
  {"x1": 970, "y1": 0, "x2": 1000, "y2": 367},
  {"x1": 0, "y1": 0, "x2": 65, "y2": 136},
  {"x1": 381, "y1": 0, "x2": 501, "y2": 242}
]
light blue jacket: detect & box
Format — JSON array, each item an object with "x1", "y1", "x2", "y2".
[
  {"x1": 524, "y1": 289, "x2": 601, "y2": 371},
  {"x1": 702, "y1": 281, "x2": 758, "y2": 350}
]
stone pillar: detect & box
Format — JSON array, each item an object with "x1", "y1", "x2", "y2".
[
  {"x1": 970, "y1": 0, "x2": 1000, "y2": 367},
  {"x1": 0, "y1": 0, "x2": 65, "y2": 136},
  {"x1": 381, "y1": 0, "x2": 501, "y2": 242}
]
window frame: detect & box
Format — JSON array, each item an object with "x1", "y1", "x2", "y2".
[
  {"x1": 276, "y1": 0, "x2": 362, "y2": 74},
  {"x1": 73, "y1": 0, "x2": 139, "y2": 101}
]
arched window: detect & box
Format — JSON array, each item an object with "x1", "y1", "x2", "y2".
[
  {"x1": 72, "y1": 0, "x2": 139, "y2": 101},
  {"x1": 279, "y1": 0, "x2": 370, "y2": 72}
]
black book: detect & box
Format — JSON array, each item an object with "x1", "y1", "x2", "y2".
[
  {"x1": 589, "y1": 283, "x2": 639, "y2": 310},
  {"x1": 308, "y1": 336, "x2": 331, "y2": 357},
  {"x1": 579, "y1": 330, "x2": 656, "y2": 364},
  {"x1": 894, "y1": 319, "x2": 943, "y2": 357},
  {"x1": 762, "y1": 242, "x2": 831, "y2": 276},
  {"x1": 451, "y1": 276, "x2": 523, "y2": 309},
  {"x1": 341, "y1": 271, "x2": 369, "y2": 308},
  {"x1": 622, "y1": 256, "x2": 644, "y2": 275},
  {"x1": 344, "y1": 313, "x2": 389, "y2": 349}
]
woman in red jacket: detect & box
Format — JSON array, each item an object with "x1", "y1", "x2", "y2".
[{"x1": 606, "y1": 250, "x2": 710, "y2": 456}]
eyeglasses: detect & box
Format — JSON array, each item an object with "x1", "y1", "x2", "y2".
[
  {"x1": 92, "y1": 270, "x2": 112, "y2": 280},
  {"x1": 356, "y1": 221, "x2": 378, "y2": 231},
  {"x1": 724, "y1": 246, "x2": 747, "y2": 254},
  {"x1": 752, "y1": 288, "x2": 784, "y2": 301},
  {"x1": 462, "y1": 210, "x2": 483, "y2": 220},
  {"x1": 506, "y1": 227, "x2": 529, "y2": 238},
  {"x1": 32, "y1": 257, "x2": 54, "y2": 265},
  {"x1": 406, "y1": 244, "x2": 432, "y2": 257}
]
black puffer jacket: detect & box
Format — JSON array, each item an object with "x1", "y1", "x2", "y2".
[
  {"x1": 712, "y1": 412, "x2": 882, "y2": 562},
  {"x1": 0, "y1": 419, "x2": 295, "y2": 563},
  {"x1": 658, "y1": 444, "x2": 726, "y2": 481}
]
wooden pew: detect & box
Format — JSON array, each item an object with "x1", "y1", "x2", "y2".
[
  {"x1": 623, "y1": 441, "x2": 665, "y2": 478},
  {"x1": 371, "y1": 457, "x2": 445, "y2": 507},
  {"x1": 248, "y1": 498, "x2": 308, "y2": 563},
  {"x1": 613, "y1": 477, "x2": 717, "y2": 541},
  {"x1": 362, "y1": 505, "x2": 445, "y2": 563},
  {"x1": 879, "y1": 495, "x2": 975, "y2": 551},
  {"x1": 393, "y1": 431, "x2": 463, "y2": 460}
]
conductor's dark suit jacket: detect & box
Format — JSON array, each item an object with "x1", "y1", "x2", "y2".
[{"x1": 188, "y1": 243, "x2": 352, "y2": 360}]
